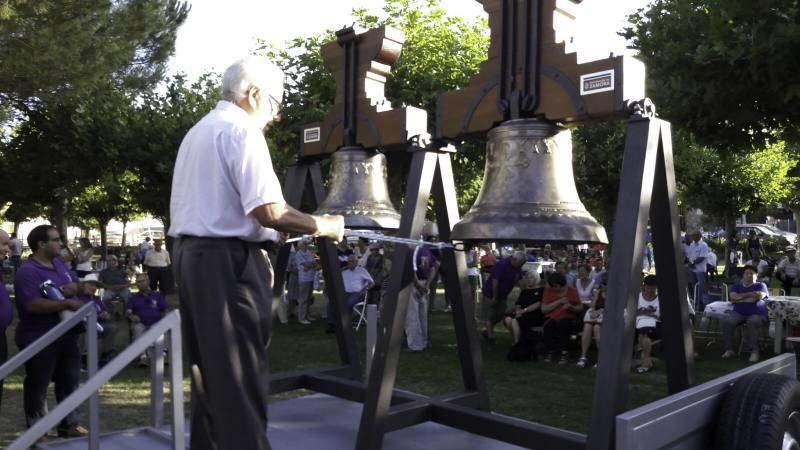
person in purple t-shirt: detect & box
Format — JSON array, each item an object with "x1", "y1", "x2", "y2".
[
  {"x1": 0, "y1": 229, "x2": 13, "y2": 411},
  {"x1": 481, "y1": 251, "x2": 526, "y2": 343},
  {"x1": 722, "y1": 265, "x2": 768, "y2": 363},
  {"x1": 127, "y1": 272, "x2": 167, "y2": 367},
  {"x1": 13, "y1": 225, "x2": 87, "y2": 437}
]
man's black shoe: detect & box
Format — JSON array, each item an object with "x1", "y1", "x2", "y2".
[
  {"x1": 57, "y1": 424, "x2": 88, "y2": 438},
  {"x1": 324, "y1": 325, "x2": 336, "y2": 334}
]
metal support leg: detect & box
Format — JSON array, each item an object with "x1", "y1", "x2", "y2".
[
  {"x1": 356, "y1": 150, "x2": 439, "y2": 450},
  {"x1": 588, "y1": 117, "x2": 693, "y2": 450},
  {"x1": 431, "y1": 153, "x2": 490, "y2": 409}
]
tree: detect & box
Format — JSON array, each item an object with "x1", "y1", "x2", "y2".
[
  {"x1": 261, "y1": 0, "x2": 489, "y2": 211},
  {"x1": 677, "y1": 140, "x2": 797, "y2": 223},
  {"x1": 71, "y1": 171, "x2": 142, "y2": 256},
  {"x1": 0, "y1": 0, "x2": 189, "y2": 109},
  {"x1": 624, "y1": 0, "x2": 800, "y2": 233},
  {"x1": 623, "y1": 0, "x2": 800, "y2": 150},
  {"x1": 572, "y1": 121, "x2": 626, "y2": 228},
  {"x1": 131, "y1": 74, "x2": 221, "y2": 225}
]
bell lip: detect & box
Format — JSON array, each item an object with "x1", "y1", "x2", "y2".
[
  {"x1": 450, "y1": 223, "x2": 609, "y2": 245},
  {"x1": 342, "y1": 215, "x2": 401, "y2": 230}
]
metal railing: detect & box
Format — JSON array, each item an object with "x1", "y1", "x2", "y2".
[{"x1": 0, "y1": 307, "x2": 184, "y2": 450}]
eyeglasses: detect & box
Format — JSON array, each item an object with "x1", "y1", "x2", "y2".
[
  {"x1": 48, "y1": 237, "x2": 62, "y2": 242},
  {"x1": 267, "y1": 93, "x2": 282, "y2": 117}
]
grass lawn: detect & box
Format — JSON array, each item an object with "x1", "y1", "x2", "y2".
[{"x1": 0, "y1": 289, "x2": 768, "y2": 447}]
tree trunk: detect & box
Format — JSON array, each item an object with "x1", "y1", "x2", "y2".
[
  {"x1": 99, "y1": 221, "x2": 109, "y2": 257},
  {"x1": 723, "y1": 218, "x2": 737, "y2": 277},
  {"x1": 793, "y1": 207, "x2": 800, "y2": 238},
  {"x1": 121, "y1": 220, "x2": 128, "y2": 247},
  {"x1": 13, "y1": 221, "x2": 20, "y2": 235}
]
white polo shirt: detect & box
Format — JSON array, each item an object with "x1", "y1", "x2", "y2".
[
  {"x1": 686, "y1": 239, "x2": 710, "y2": 273},
  {"x1": 779, "y1": 257, "x2": 800, "y2": 278},
  {"x1": 168, "y1": 101, "x2": 285, "y2": 242},
  {"x1": 341, "y1": 266, "x2": 373, "y2": 294}
]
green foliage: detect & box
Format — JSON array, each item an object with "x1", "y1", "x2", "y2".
[
  {"x1": 623, "y1": 0, "x2": 800, "y2": 150},
  {"x1": 130, "y1": 74, "x2": 221, "y2": 223},
  {"x1": 572, "y1": 121, "x2": 626, "y2": 226},
  {"x1": 260, "y1": 0, "x2": 489, "y2": 209},
  {"x1": 0, "y1": 0, "x2": 189, "y2": 105},
  {"x1": 71, "y1": 171, "x2": 142, "y2": 254},
  {"x1": 677, "y1": 139, "x2": 797, "y2": 220}
]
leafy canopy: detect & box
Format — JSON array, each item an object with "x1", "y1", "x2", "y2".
[
  {"x1": 623, "y1": 0, "x2": 800, "y2": 150},
  {"x1": 0, "y1": 0, "x2": 189, "y2": 107}
]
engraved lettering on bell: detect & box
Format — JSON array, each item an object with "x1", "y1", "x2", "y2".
[
  {"x1": 451, "y1": 119, "x2": 608, "y2": 244},
  {"x1": 315, "y1": 147, "x2": 401, "y2": 230}
]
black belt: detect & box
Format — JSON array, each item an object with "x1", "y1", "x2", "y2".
[{"x1": 178, "y1": 235, "x2": 280, "y2": 254}]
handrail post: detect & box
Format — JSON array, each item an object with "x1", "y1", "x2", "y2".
[
  {"x1": 169, "y1": 327, "x2": 185, "y2": 450},
  {"x1": 151, "y1": 334, "x2": 165, "y2": 428},
  {"x1": 366, "y1": 304, "x2": 378, "y2": 377},
  {"x1": 87, "y1": 307, "x2": 100, "y2": 450}
]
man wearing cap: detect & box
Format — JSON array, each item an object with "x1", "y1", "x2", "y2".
[
  {"x1": 77, "y1": 273, "x2": 118, "y2": 365},
  {"x1": 13, "y1": 225, "x2": 86, "y2": 437},
  {"x1": 169, "y1": 56, "x2": 344, "y2": 450},
  {"x1": 126, "y1": 273, "x2": 168, "y2": 366},
  {"x1": 777, "y1": 246, "x2": 800, "y2": 296}
]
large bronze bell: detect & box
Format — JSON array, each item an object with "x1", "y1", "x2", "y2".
[
  {"x1": 451, "y1": 119, "x2": 608, "y2": 244},
  {"x1": 315, "y1": 146, "x2": 401, "y2": 230}
]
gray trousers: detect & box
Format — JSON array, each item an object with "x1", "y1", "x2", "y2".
[
  {"x1": 174, "y1": 237, "x2": 272, "y2": 450},
  {"x1": 405, "y1": 286, "x2": 429, "y2": 351},
  {"x1": 723, "y1": 311, "x2": 766, "y2": 352}
]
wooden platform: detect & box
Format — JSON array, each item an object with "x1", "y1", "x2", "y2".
[{"x1": 39, "y1": 393, "x2": 527, "y2": 450}]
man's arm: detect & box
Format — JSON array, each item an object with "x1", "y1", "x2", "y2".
[
  {"x1": 251, "y1": 203, "x2": 343, "y2": 241},
  {"x1": 24, "y1": 298, "x2": 84, "y2": 314}
]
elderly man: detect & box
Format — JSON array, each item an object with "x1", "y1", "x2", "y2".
[
  {"x1": 14, "y1": 225, "x2": 86, "y2": 437},
  {"x1": 99, "y1": 255, "x2": 131, "y2": 305},
  {"x1": 776, "y1": 246, "x2": 800, "y2": 296},
  {"x1": 169, "y1": 57, "x2": 344, "y2": 450},
  {"x1": 0, "y1": 230, "x2": 12, "y2": 411},
  {"x1": 481, "y1": 251, "x2": 526, "y2": 343},
  {"x1": 723, "y1": 265, "x2": 768, "y2": 362},
  {"x1": 143, "y1": 239, "x2": 170, "y2": 292},
  {"x1": 325, "y1": 254, "x2": 373, "y2": 334},
  {"x1": 686, "y1": 231, "x2": 710, "y2": 303}
]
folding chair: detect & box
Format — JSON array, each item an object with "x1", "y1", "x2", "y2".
[{"x1": 352, "y1": 292, "x2": 369, "y2": 331}]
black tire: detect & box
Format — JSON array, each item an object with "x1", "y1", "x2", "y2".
[{"x1": 716, "y1": 373, "x2": 800, "y2": 450}]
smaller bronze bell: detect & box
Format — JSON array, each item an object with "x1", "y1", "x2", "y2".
[
  {"x1": 315, "y1": 147, "x2": 401, "y2": 230},
  {"x1": 451, "y1": 119, "x2": 607, "y2": 244}
]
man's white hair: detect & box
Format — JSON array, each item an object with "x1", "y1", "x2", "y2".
[{"x1": 221, "y1": 56, "x2": 285, "y2": 103}]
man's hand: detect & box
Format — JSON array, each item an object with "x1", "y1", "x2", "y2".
[
  {"x1": 129, "y1": 314, "x2": 141, "y2": 323},
  {"x1": 61, "y1": 283, "x2": 79, "y2": 298},
  {"x1": 313, "y1": 214, "x2": 345, "y2": 242},
  {"x1": 64, "y1": 299, "x2": 84, "y2": 311},
  {"x1": 99, "y1": 311, "x2": 111, "y2": 321}
]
